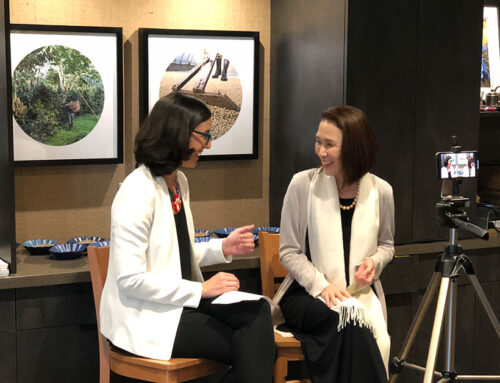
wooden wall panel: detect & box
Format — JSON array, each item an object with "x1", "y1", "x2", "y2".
[
  {"x1": 10, "y1": 0, "x2": 271, "y2": 244},
  {"x1": 16, "y1": 283, "x2": 96, "y2": 330},
  {"x1": 346, "y1": 0, "x2": 417, "y2": 244},
  {"x1": 346, "y1": 0, "x2": 483, "y2": 244},
  {"x1": 413, "y1": 0, "x2": 483, "y2": 242},
  {"x1": 269, "y1": 0, "x2": 346, "y2": 225},
  {"x1": 17, "y1": 325, "x2": 99, "y2": 383},
  {"x1": 473, "y1": 281, "x2": 500, "y2": 375},
  {"x1": 0, "y1": 331, "x2": 16, "y2": 383},
  {"x1": 0, "y1": 288, "x2": 15, "y2": 333}
]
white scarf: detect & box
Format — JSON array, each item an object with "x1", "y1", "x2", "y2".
[{"x1": 307, "y1": 170, "x2": 390, "y2": 370}]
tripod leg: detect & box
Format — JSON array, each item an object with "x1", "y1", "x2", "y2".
[
  {"x1": 423, "y1": 277, "x2": 451, "y2": 383},
  {"x1": 443, "y1": 279, "x2": 457, "y2": 373},
  {"x1": 468, "y1": 274, "x2": 500, "y2": 338},
  {"x1": 389, "y1": 272, "x2": 441, "y2": 383}
]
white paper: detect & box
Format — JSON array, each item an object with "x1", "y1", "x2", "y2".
[
  {"x1": 212, "y1": 290, "x2": 264, "y2": 305},
  {"x1": 0, "y1": 259, "x2": 8, "y2": 269}
]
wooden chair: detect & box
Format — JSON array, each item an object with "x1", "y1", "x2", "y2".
[
  {"x1": 258, "y1": 232, "x2": 306, "y2": 383},
  {"x1": 87, "y1": 245, "x2": 227, "y2": 383}
]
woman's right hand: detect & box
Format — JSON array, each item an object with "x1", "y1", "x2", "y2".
[
  {"x1": 201, "y1": 272, "x2": 240, "y2": 298},
  {"x1": 320, "y1": 283, "x2": 351, "y2": 308}
]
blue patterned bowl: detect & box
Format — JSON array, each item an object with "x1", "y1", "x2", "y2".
[
  {"x1": 67, "y1": 236, "x2": 106, "y2": 250},
  {"x1": 214, "y1": 227, "x2": 236, "y2": 238},
  {"x1": 251, "y1": 227, "x2": 280, "y2": 235},
  {"x1": 194, "y1": 236, "x2": 212, "y2": 243},
  {"x1": 23, "y1": 239, "x2": 59, "y2": 255},
  {"x1": 87, "y1": 241, "x2": 110, "y2": 248},
  {"x1": 49, "y1": 244, "x2": 86, "y2": 260}
]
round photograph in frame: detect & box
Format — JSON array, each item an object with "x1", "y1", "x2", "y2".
[
  {"x1": 141, "y1": 29, "x2": 259, "y2": 160},
  {"x1": 159, "y1": 50, "x2": 242, "y2": 141},
  {"x1": 12, "y1": 45, "x2": 105, "y2": 146},
  {"x1": 10, "y1": 25, "x2": 123, "y2": 166}
]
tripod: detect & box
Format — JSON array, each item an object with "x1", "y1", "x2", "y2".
[{"x1": 389, "y1": 200, "x2": 500, "y2": 383}]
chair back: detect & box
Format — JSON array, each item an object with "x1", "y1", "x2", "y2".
[
  {"x1": 87, "y1": 245, "x2": 111, "y2": 383},
  {"x1": 258, "y1": 231, "x2": 288, "y2": 298}
]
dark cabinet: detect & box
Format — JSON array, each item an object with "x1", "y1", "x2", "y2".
[
  {"x1": 0, "y1": 283, "x2": 99, "y2": 383},
  {"x1": 269, "y1": 0, "x2": 347, "y2": 225},
  {"x1": 346, "y1": 0, "x2": 418, "y2": 244},
  {"x1": 271, "y1": 0, "x2": 484, "y2": 244},
  {"x1": 346, "y1": 0, "x2": 483, "y2": 243}
]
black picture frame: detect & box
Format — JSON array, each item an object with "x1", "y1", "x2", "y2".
[
  {"x1": 10, "y1": 24, "x2": 123, "y2": 166},
  {"x1": 139, "y1": 28, "x2": 259, "y2": 160}
]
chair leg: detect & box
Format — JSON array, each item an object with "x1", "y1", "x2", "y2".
[{"x1": 274, "y1": 356, "x2": 288, "y2": 383}]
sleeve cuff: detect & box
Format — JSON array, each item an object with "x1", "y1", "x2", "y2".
[
  {"x1": 308, "y1": 273, "x2": 330, "y2": 297},
  {"x1": 182, "y1": 280, "x2": 203, "y2": 308}
]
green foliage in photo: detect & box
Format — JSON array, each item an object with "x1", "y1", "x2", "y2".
[
  {"x1": 12, "y1": 45, "x2": 105, "y2": 146},
  {"x1": 44, "y1": 114, "x2": 99, "y2": 146}
]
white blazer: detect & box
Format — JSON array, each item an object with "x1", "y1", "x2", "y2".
[{"x1": 100, "y1": 165, "x2": 231, "y2": 360}]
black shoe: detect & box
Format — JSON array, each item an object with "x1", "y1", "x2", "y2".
[
  {"x1": 212, "y1": 55, "x2": 222, "y2": 78},
  {"x1": 221, "y1": 59, "x2": 230, "y2": 81}
]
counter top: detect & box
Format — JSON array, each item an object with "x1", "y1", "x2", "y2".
[
  {"x1": 1, "y1": 236, "x2": 498, "y2": 290},
  {"x1": 0, "y1": 248, "x2": 260, "y2": 290}
]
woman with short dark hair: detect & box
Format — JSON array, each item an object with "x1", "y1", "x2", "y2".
[
  {"x1": 273, "y1": 105, "x2": 394, "y2": 382},
  {"x1": 134, "y1": 93, "x2": 212, "y2": 176},
  {"x1": 100, "y1": 92, "x2": 276, "y2": 382}
]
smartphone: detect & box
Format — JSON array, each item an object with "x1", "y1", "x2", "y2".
[{"x1": 436, "y1": 151, "x2": 478, "y2": 179}]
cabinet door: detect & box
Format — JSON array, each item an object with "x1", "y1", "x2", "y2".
[
  {"x1": 270, "y1": 0, "x2": 346, "y2": 226},
  {"x1": 17, "y1": 325, "x2": 99, "y2": 383},
  {"x1": 413, "y1": 0, "x2": 482, "y2": 242},
  {"x1": 0, "y1": 332, "x2": 16, "y2": 383},
  {"x1": 346, "y1": 0, "x2": 418, "y2": 244}
]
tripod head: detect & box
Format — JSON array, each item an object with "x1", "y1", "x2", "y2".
[
  {"x1": 435, "y1": 136, "x2": 489, "y2": 241},
  {"x1": 436, "y1": 197, "x2": 489, "y2": 240}
]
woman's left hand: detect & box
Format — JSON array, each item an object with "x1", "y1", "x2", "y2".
[
  {"x1": 353, "y1": 257, "x2": 375, "y2": 286},
  {"x1": 222, "y1": 225, "x2": 255, "y2": 257}
]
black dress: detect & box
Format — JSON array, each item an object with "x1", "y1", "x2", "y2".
[
  {"x1": 279, "y1": 198, "x2": 387, "y2": 383},
  {"x1": 170, "y1": 189, "x2": 276, "y2": 383}
]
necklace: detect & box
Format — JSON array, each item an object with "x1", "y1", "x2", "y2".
[
  {"x1": 339, "y1": 182, "x2": 359, "y2": 211},
  {"x1": 170, "y1": 184, "x2": 182, "y2": 214},
  {"x1": 339, "y1": 197, "x2": 357, "y2": 211}
]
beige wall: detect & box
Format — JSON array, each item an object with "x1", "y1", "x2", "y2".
[{"x1": 11, "y1": 0, "x2": 270, "y2": 243}]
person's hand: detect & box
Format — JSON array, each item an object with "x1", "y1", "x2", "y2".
[
  {"x1": 222, "y1": 224, "x2": 255, "y2": 257},
  {"x1": 320, "y1": 282, "x2": 351, "y2": 308},
  {"x1": 354, "y1": 257, "x2": 375, "y2": 286},
  {"x1": 201, "y1": 272, "x2": 240, "y2": 298}
]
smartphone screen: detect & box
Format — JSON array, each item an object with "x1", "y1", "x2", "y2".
[{"x1": 436, "y1": 151, "x2": 478, "y2": 179}]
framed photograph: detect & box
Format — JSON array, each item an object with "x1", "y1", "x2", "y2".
[
  {"x1": 10, "y1": 24, "x2": 123, "y2": 165},
  {"x1": 139, "y1": 28, "x2": 259, "y2": 160},
  {"x1": 481, "y1": 7, "x2": 500, "y2": 96}
]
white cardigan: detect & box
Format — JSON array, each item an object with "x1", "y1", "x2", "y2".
[
  {"x1": 274, "y1": 169, "x2": 395, "y2": 322},
  {"x1": 100, "y1": 165, "x2": 231, "y2": 360}
]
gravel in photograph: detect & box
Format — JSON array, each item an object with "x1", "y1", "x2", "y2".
[{"x1": 210, "y1": 105, "x2": 240, "y2": 139}]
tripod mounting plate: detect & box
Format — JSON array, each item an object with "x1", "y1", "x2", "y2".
[{"x1": 436, "y1": 198, "x2": 469, "y2": 228}]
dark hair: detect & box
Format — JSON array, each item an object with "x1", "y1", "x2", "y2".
[
  {"x1": 134, "y1": 93, "x2": 211, "y2": 176},
  {"x1": 321, "y1": 105, "x2": 377, "y2": 184},
  {"x1": 467, "y1": 156, "x2": 473, "y2": 169}
]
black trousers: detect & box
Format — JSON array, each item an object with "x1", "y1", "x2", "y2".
[
  {"x1": 172, "y1": 298, "x2": 276, "y2": 383},
  {"x1": 280, "y1": 283, "x2": 387, "y2": 383}
]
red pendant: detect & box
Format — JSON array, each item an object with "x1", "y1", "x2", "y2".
[{"x1": 172, "y1": 193, "x2": 182, "y2": 214}]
